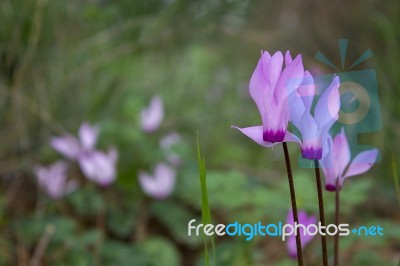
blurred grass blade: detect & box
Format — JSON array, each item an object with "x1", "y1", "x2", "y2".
[
  {"x1": 197, "y1": 132, "x2": 216, "y2": 266},
  {"x1": 391, "y1": 154, "x2": 400, "y2": 205}
]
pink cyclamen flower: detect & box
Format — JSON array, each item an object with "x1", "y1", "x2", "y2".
[
  {"x1": 50, "y1": 122, "x2": 99, "y2": 159},
  {"x1": 286, "y1": 209, "x2": 317, "y2": 259},
  {"x1": 288, "y1": 72, "x2": 341, "y2": 160},
  {"x1": 320, "y1": 128, "x2": 378, "y2": 191},
  {"x1": 232, "y1": 51, "x2": 304, "y2": 145},
  {"x1": 78, "y1": 148, "x2": 118, "y2": 186},
  {"x1": 160, "y1": 132, "x2": 182, "y2": 166},
  {"x1": 140, "y1": 96, "x2": 164, "y2": 133},
  {"x1": 34, "y1": 161, "x2": 77, "y2": 199},
  {"x1": 50, "y1": 122, "x2": 118, "y2": 185},
  {"x1": 138, "y1": 163, "x2": 176, "y2": 200}
]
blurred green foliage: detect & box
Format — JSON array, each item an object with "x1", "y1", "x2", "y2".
[{"x1": 0, "y1": 0, "x2": 399, "y2": 265}]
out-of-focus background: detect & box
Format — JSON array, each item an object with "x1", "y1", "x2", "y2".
[{"x1": 0, "y1": 0, "x2": 399, "y2": 265}]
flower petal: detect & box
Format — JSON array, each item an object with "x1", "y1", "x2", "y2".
[
  {"x1": 320, "y1": 134, "x2": 339, "y2": 191},
  {"x1": 332, "y1": 128, "x2": 351, "y2": 177},
  {"x1": 289, "y1": 91, "x2": 306, "y2": 131},
  {"x1": 285, "y1": 209, "x2": 317, "y2": 259},
  {"x1": 267, "y1": 51, "x2": 284, "y2": 90},
  {"x1": 160, "y1": 132, "x2": 181, "y2": 149},
  {"x1": 343, "y1": 149, "x2": 378, "y2": 179},
  {"x1": 298, "y1": 71, "x2": 316, "y2": 111},
  {"x1": 140, "y1": 96, "x2": 164, "y2": 133},
  {"x1": 139, "y1": 163, "x2": 176, "y2": 200},
  {"x1": 285, "y1": 50, "x2": 292, "y2": 66},
  {"x1": 79, "y1": 123, "x2": 99, "y2": 150},
  {"x1": 154, "y1": 163, "x2": 176, "y2": 197},
  {"x1": 249, "y1": 51, "x2": 271, "y2": 122},
  {"x1": 79, "y1": 151, "x2": 117, "y2": 186},
  {"x1": 34, "y1": 161, "x2": 70, "y2": 199},
  {"x1": 274, "y1": 54, "x2": 304, "y2": 103},
  {"x1": 314, "y1": 75, "x2": 340, "y2": 129},
  {"x1": 300, "y1": 113, "x2": 319, "y2": 145},
  {"x1": 231, "y1": 125, "x2": 279, "y2": 147},
  {"x1": 50, "y1": 135, "x2": 81, "y2": 160},
  {"x1": 284, "y1": 131, "x2": 302, "y2": 146}
]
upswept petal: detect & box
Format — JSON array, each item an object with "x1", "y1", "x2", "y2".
[
  {"x1": 289, "y1": 71, "x2": 315, "y2": 132},
  {"x1": 140, "y1": 96, "x2": 164, "y2": 133},
  {"x1": 34, "y1": 161, "x2": 71, "y2": 199},
  {"x1": 289, "y1": 91, "x2": 306, "y2": 130},
  {"x1": 79, "y1": 150, "x2": 117, "y2": 186},
  {"x1": 343, "y1": 149, "x2": 378, "y2": 179},
  {"x1": 285, "y1": 51, "x2": 292, "y2": 66},
  {"x1": 139, "y1": 163, "x2": 176, "y2": 200},
  {"x1": 320, "y1": 134, "x2": 339, "y2": 190},
  {"x1": 267, "y1": 51, "x2": 284, "y2": 90},
  {"x1": 138, "y1": 171, "x2": 158, "y2": 196},
  {"x1": 154, "y1": 163, "x2": 176, "y2": 196},
  {"x1": 298, "y1": 71, "x2": 316, "y2": 111},
  {"x1": 79, "y1": 123, "x2": 99, "y2": 150},
  {"x1": 332, "y1": 128, "x2": 351, "y2": 177},
  {"x1": 249, "y1": 51, "x2": 271, "y2": 119},
  {"x1": 50, "y1": 135, "x2": 81, "y2": 160},
  {"x1": 314, "y1": 75, "x2": 340, "y2": 129},
  {"x1": 300, "y1": 113, "x2": 319, "y2": 145},
  {"x1": 274, "y1": 54, "x2": 304, "y2": 103}
]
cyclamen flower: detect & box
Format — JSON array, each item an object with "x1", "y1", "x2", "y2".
[
  {"x1": 51, "y1": 122, "x2": 118, "y2": 186},
  {"x1": 140, "y1": 96, "x2": 164, "y2": 133},
  {"x1": 138, "y1": 163, "x2": 176, "y2": 200},
  {"x1": 160, "y1": 132, "x2": 182, "y2": 166},
  {"x1": 286, "y1": 209, "x2": 317, "y2": 259},
  {"x1": 34, "y1": 161, "x2": 77, "y2": 199},
  {"x1": 50, "y1": 123, "x2": 99, "y2": 159},
  {"x1": 288, "y1": 72, "x2": 341, "y2": 160},
  {"x1": 79, "y1": 148, "x2": 118, "y2": 186},
  {"x1": 320, "y1": 128, "x2": 378, "y2": 191},
  {"x1": 233, "y1": 51, "x2": 304, "y2": 145}
]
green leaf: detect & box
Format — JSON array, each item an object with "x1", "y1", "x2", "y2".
[
  {"x1": 137, "y1": 237, "x2": 181, "y2": 266},
  {"x1": 197, "y1": 132, "x2": 216, "y2": 266},
  {"x1": 150, "y1": 200, "x2": 203, "y2": 246}
]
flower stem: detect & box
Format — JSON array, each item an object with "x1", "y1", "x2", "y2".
[
  {"x1": 314, "y1": 160, "x2": 328, "y2": 266},
  {"x1": 282, "y1": 142, "x2": 303, "y2": 266},
  {"x1": 334, "y1": 179, "x2": 340, "y2": 266}
]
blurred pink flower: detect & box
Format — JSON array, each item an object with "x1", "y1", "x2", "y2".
[
  {"x1": 321, "y1": 128, "x2": 378, "y2": 191},
  {"x1": 78, "y1": 148, "x2": 118, "y2": 186},
  {"x1": 50, "y1": 122, "x2": 118, "y2": 186},
  {"x1": 232, "y1": 50, "x2": 305, "y2": 144},
  {"x1": 50, "y1": 122, "x2": 99, "y2": 159},
  {"x1": 79, "y1": 122, "x2": 99, "y2": 150},
  {"x1": 160, "y1": 132, "x2": 182, "y2": 166},
  {"x1": 286, "y1": 209, "x2": 317, "y2": 259},
  {"x1": 140, "y1": 96, "x2": 164, "y2": 133},
  {"x1": 34, "y1": 161, "x2": 77, "y2": 199},
  {"x1": 139, "y1": 163, "x2": 176, "y2": 200},
  {"x1": 50, "y1": 134, "x2": 81, "y2": 160},
  {"x1": 160, "y1": 132, "x2": 181, "y2": 148}
]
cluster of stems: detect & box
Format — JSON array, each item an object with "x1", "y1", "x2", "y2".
[{"x1": 282, "y1": 144, "x2": 339, "y2": 266}]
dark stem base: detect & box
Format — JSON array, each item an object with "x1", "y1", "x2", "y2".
[
  {"x1": 282, "y1": 142, "x2": 303, "y2": 266},
  {"x1": 334, "y1": 179, "x2": 340, "y2": 266},
  {"x1": 314, "y1": 160, "x2": 328, "y2": 266}
]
